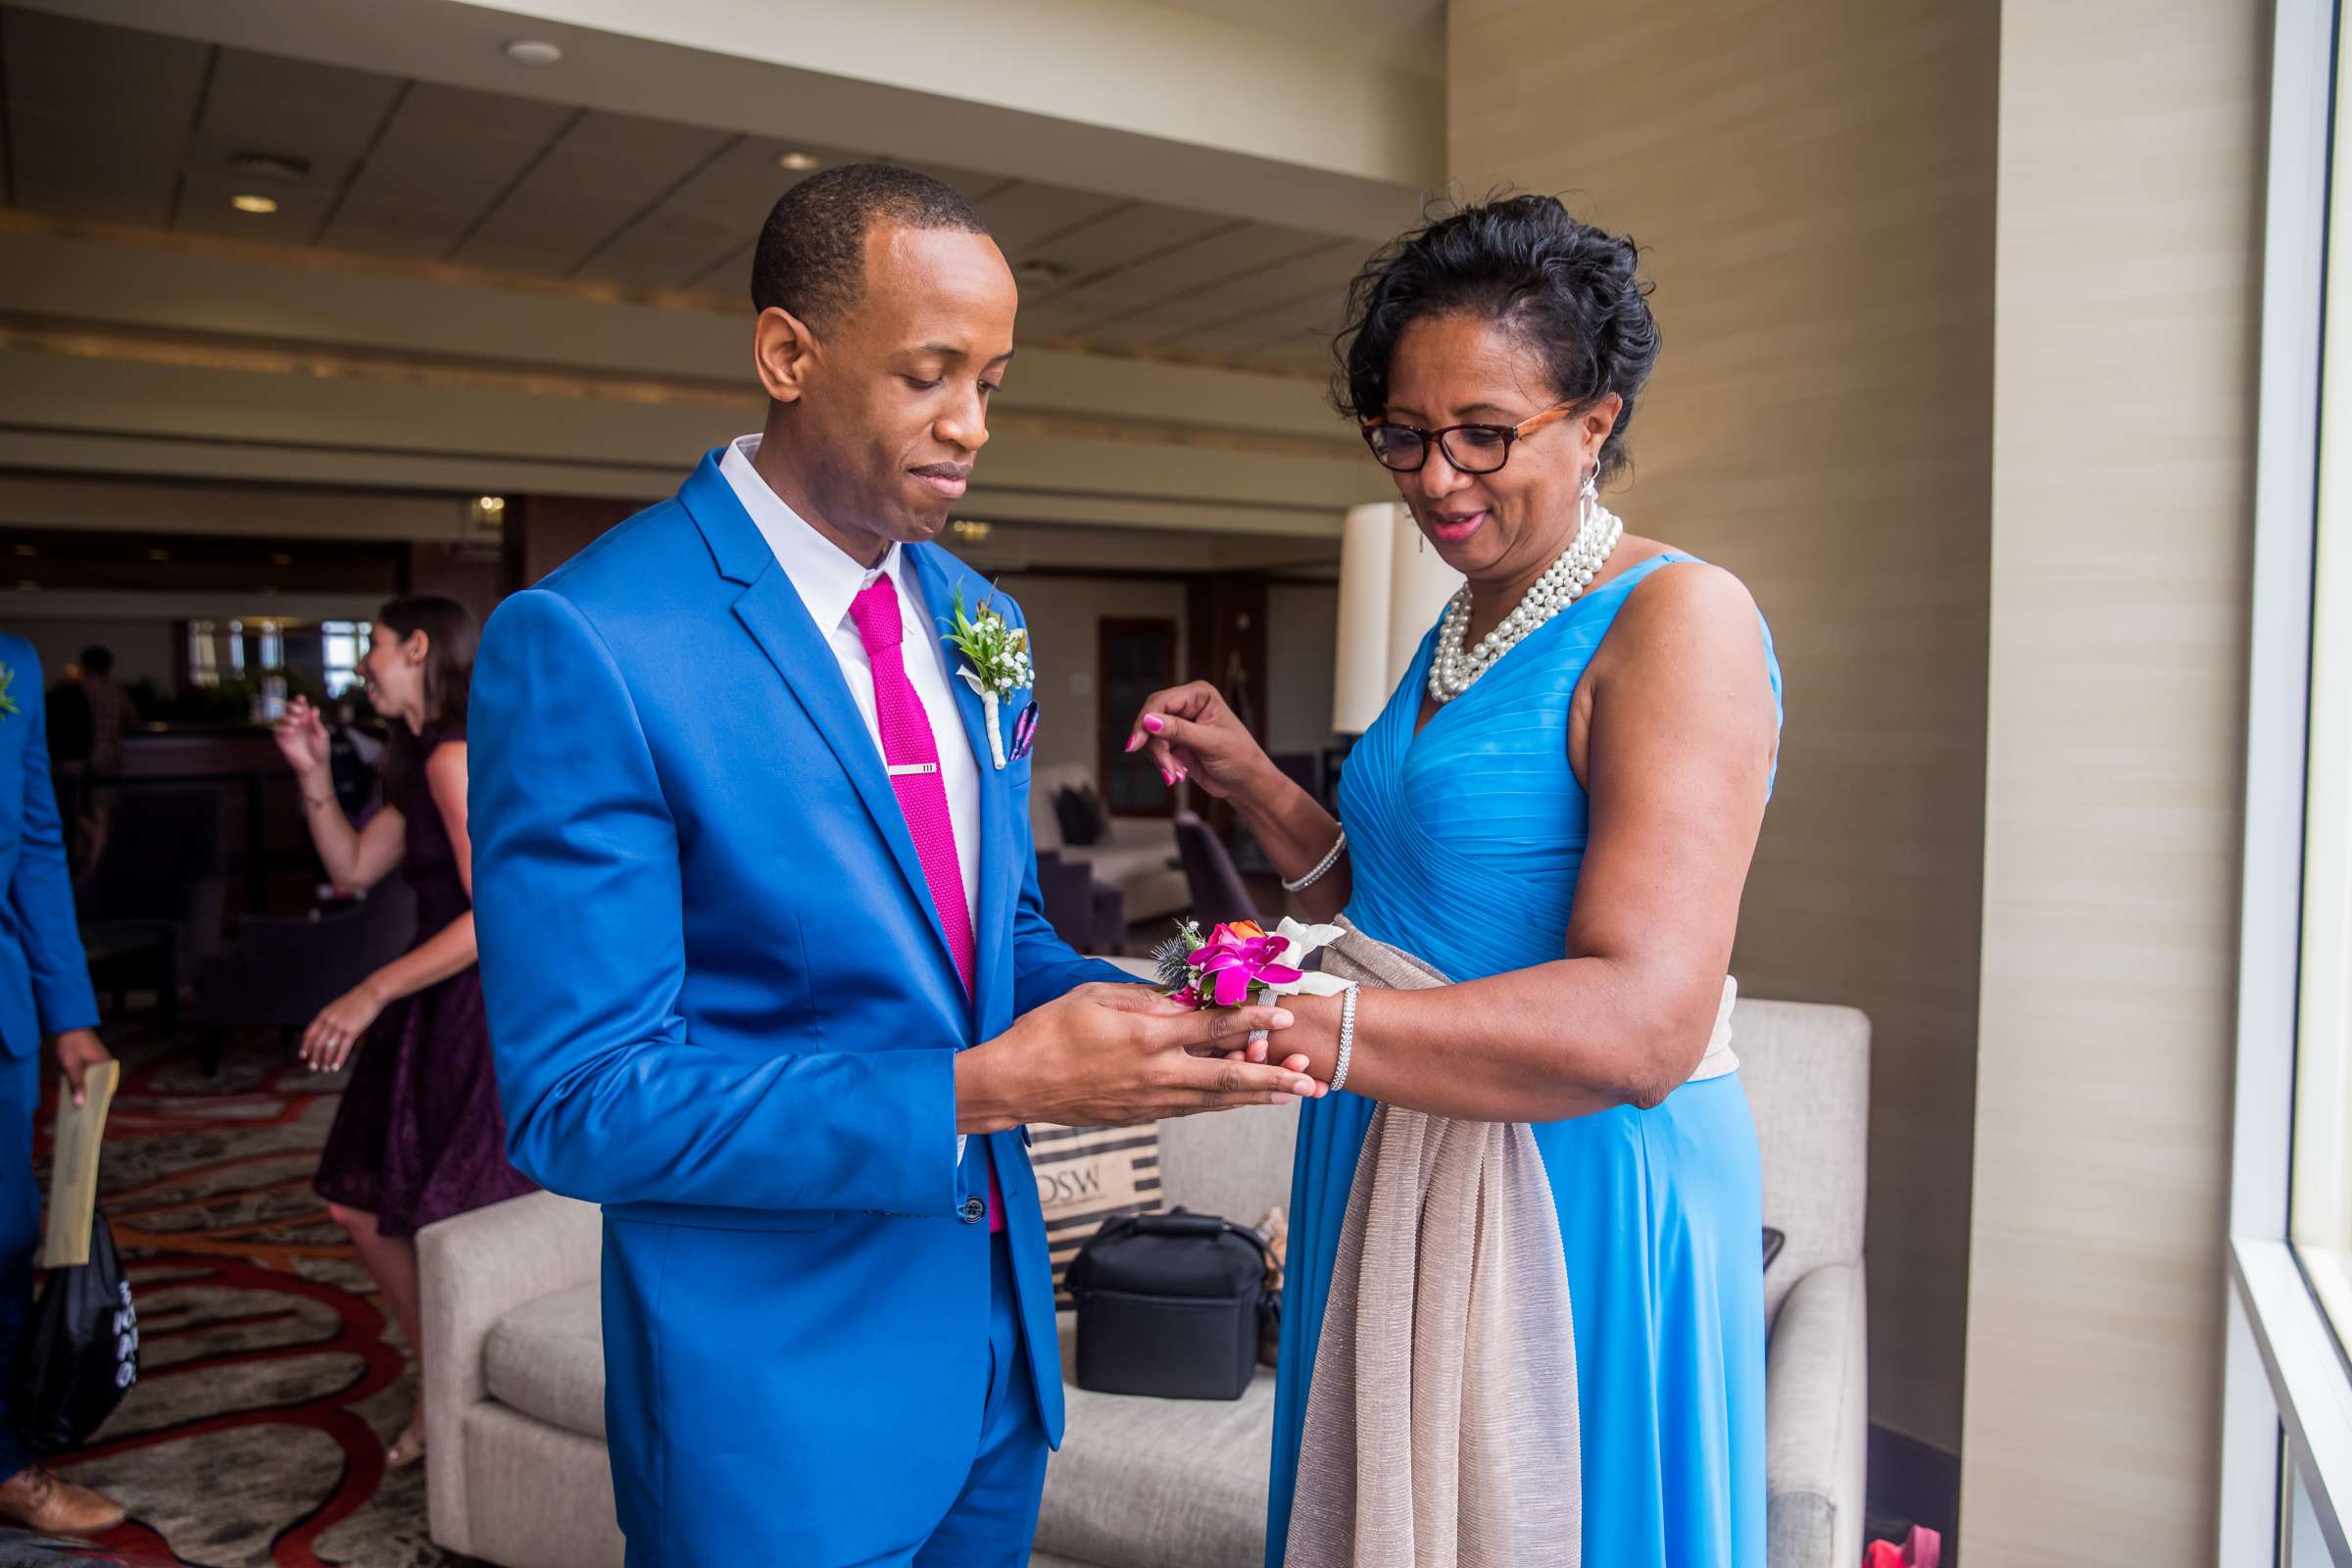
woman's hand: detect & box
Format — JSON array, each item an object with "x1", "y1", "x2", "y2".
[
  {"x1": 271, "y1": 697, "x2": 331, "y2": 779},
  {"x1": 1125, "y1": 681, "x2": 1276, "y2": 801},
  {"x1": 301, "y1": 983, "x2": 385, "y2": 1072}
]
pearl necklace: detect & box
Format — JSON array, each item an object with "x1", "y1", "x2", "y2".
[{"x1": 1426, "y1": 503, "x2": 1625, "y2": 705}]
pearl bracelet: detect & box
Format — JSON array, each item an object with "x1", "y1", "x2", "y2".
[
  {"x1": 1331, "y1": 982, "x2": 1360, "y2": 1095},
  {"x1": 1283, "y1": 828, "x2": 1348, "y2": 893}
]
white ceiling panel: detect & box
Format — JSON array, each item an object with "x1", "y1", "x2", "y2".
[
  {"x1": 451, "y1": 110, "x2": 733, "y2": 274},
  {"x1": 975, "y1": 180, "x2": 1127, "y2": 258},
  {"x1": 4, "y1": 8, "x2": 206, "y2": 225},
  {"x1": 1020, "y1": 202, "x2": 1233, "y2": 285},
  {"x1": 194, "y1": 47, "x2": 401, "y2": 172},
  {"x1": 320, "y1": 83, "x2": 575, "y2": 259}
]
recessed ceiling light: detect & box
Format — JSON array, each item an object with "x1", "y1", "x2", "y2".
[
  {"x1": 230, "y1": 193, "x2": 278, "y2": 216},
  {"x1": 503, "y1": 37, "x2": 563, "y2": 66},
  {"x1": 776, "y1": 151, "x2": 822, "y2": 172}
]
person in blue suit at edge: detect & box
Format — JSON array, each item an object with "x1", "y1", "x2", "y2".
[
  {"x1": 0, "y1": 633, "x2": 125, "y2": 1538},
  {"x1": 468, "y1": 165, "x2": 1326, "y2": 1567}
]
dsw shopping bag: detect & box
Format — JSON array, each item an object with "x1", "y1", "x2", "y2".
[{"x1": 15, "y1": 1210, "x2": 138, "y2": 1453}]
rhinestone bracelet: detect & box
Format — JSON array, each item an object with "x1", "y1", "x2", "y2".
[
  {"x1": 1283, "y1": 827, "x2": 1348, "y2": 894},
  {"x1": 1331, "y1": 982, "x2": 1360, "y2": 1095}
]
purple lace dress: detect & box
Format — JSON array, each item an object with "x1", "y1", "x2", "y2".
[{"x1": 314, "y1": 720, "x2": 536, "y2": 1238}]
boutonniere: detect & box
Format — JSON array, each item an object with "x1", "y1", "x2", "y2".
[
  {"x1": 0, "y1": 662, "x2": 18, "y2": 720},
  {"x1": 942, "y1": 586, "x2": 1034, "y2": 770}
]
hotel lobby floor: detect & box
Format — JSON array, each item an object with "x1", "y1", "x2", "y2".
[{"x1": 27, "y1": 1011, "x2": 474, "y2": 1567}]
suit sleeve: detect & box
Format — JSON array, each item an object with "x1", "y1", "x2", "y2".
[
  {"x1": 1000, "y1": 604, "x2": 1144, "y2": 1015},
  {"x1": 7, "y1": 647, "x2": 98, "y2": 1037},
  {"x1": 470, "y1": 589, "x2": 959, "y2": 1215}
]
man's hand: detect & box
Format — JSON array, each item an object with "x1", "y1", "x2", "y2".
[
  {"x1": 957, "y1": 983, "x2": 1319, "y2": 1132},
  {"x1": 53, "y1": 1028, "x2": 112, "y2": 1108}
]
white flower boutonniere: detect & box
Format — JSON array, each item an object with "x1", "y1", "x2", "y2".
[{"x1": 943, "y1": 587, "x2": 1034, "y2": 769}]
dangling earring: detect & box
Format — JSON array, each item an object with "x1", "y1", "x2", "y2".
[{"x1": 1580, "y1": 462, "x2": 1599, "y2": 507}]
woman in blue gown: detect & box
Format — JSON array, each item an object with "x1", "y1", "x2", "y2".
[{"x1": 1128, "y1": 195, "x2": 1783, "y2": 1567}]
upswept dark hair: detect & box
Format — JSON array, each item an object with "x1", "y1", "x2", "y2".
[
  {"x1": 751, "y1": 163, "x2": 991, "y2": 335},
  {"x1": 375, "y1": 594, "x2": 474, "y2": 803},
  {"x1": 1333, "y1": 192, "x2": 1660, "y2": 486}
]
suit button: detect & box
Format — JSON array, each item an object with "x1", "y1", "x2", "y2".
[{"x1": 959, "y1": 1197, "x2": 986, "y2": 1224}]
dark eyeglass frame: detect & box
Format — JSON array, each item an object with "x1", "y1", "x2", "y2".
[{"x1": 1360, "y1": 402, "x2": 1578, "y2": 474}]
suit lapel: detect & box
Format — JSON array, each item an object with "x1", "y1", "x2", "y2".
[
  {"x1": 679, "y1": 454, "x2": 964, "y2": 1000},
  {"x1": 908, "y1": 545, "x2": 1011, "y2": 1034}
]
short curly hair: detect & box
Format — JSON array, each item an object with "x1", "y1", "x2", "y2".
[
  {"x1": 1333, "y1": 193, "x2": 1659, "y2": 485},
  {"x1": 751, "y1": 163, "x2": 990, "y2": 335}
]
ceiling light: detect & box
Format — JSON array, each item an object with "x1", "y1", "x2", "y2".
[
  {"x1": 477, "y1": 495, "x2": 506, "y2": 514},
  {"x1": 950, "y1": 518, "x2": 994, "y2": 545},
  {"x1": 776, "y1": 151, "x2": 822, "y2": 172},
  {"x1": 503, "y1": 38, "x2": 563, "y2": 66},
  {"x1": 229, "y1": 194, "x2": 278, "y2": 216}
]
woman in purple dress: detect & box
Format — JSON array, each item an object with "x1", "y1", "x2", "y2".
[{"x1": 271, "y1": 595, "x2": 535, "y2": 1469}]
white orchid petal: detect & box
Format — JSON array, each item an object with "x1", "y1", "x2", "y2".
[{"x1": 1291, "y1": 972, "x2": 1352, "y2": 996}]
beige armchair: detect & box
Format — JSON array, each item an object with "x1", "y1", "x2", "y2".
[{"x1": 418, "y1": 997, "x2": 1870, "y2": 1568}]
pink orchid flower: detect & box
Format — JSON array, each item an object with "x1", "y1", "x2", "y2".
[{"x1": 1187, "y1": 923, "x2": 1303, "y2": 1006}]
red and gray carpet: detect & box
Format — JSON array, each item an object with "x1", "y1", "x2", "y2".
[{"x1": 21, "y1": 1015, "x2": 469, "y2": 1567}]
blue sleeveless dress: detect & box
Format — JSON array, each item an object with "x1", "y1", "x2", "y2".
[{"x1": 1267, "y1": 553, "x2": 1781, "y2": 1568}]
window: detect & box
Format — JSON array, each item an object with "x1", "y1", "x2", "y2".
[
  {"x1": 320, "y1": 620, "x2": 364, "y2": 698},
  {"x1": 2226, "y1": 0, "x2": 2352, "y2": 1560},
  {"x1": 2292, "y1": 0, "x2": 2352, "y2": 1348},
  {"x1": 186, "y1": 620, "x2": 220, "y2": 687}
]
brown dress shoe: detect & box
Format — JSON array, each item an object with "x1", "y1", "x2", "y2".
[{"x1": 0, "y1": 1464, "x2": 128, "y2": 1537}]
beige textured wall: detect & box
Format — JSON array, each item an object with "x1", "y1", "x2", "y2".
[
  {"x1": 1959, "y1": 0, "x2": 2264, "y2": 1556},
  {"x1": 1449, "y1": 1, "x2": 1998, "y2": 1450}
]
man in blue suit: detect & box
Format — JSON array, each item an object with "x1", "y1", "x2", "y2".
[
  {"x1": 0, "y1": 633, "x2": 124, "y2": 1537},
  {"x1": 469, "y1": 165, "x2": 1317, "y2": 1565}
]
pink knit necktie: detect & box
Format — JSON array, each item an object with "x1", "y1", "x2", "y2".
[{"x1": 847, "y1": 573, "x2": 1000, "y2": 1230}]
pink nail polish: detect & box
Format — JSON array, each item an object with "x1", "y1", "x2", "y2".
[
  {"x1": 1143, "y1": 714, "x2": 1164, "y2": 733},
  {"x1": 1124, "y1": 734, "x2": 1143, "y2": 753},
  {"x1": 1160, "y1": 767, "x2": 1175, "y2": 786}
]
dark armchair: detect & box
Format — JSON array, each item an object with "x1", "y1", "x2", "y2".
[
  {"x1": 75, "y1": 784, "x2": 229, "y2": 1032},
  {"x1": 1036, "y1": 851, "x2": 1126, "y2": 956},
  {"x1": 1173, "y1": 810, "x2": 1260, "y2": 930},
  {"x1": 193, "y1": 873, "x2": 417, "y2": 1075}
]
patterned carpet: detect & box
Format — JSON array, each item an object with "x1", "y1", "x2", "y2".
[{"x1": 26, "y1": 1013, "x2": 472, "y2": 1568}]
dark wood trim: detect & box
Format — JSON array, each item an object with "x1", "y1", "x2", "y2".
[
  {"x1": 1097, "y1": 615, "x2": 1179, "y2": 818},
  {"x1": 1866, "y1": 1423, "x2": 1960, "y2": 1558}
]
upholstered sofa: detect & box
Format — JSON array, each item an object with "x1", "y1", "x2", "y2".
[
  {"x1": 419, "y1": 996, "x2": 1869, "y2": 1568},
  {"x1": 1027, "y1": 763, "x2": 1190, "y2": 926}
]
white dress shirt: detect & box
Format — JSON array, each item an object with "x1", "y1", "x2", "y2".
[{"x1": 719, "y1": 435, "x2": 981, "y2": 930}]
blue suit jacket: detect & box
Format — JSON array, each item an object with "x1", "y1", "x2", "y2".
[
  {"x1": 0, "y1": 635, "x2": 97, "y2": 1059},
  {"x1": 469, "y1": 452, "x2": 1127, "y2": 1547}
]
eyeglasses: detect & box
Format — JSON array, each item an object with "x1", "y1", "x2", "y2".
[{"x1": 1361, "y1": 403, "x2": 1576, "y2": 474}]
